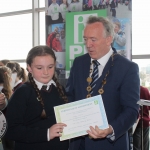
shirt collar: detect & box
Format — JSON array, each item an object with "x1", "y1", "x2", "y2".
[
  {"x1": 14, "y1": 80, "x2": 22, "y2": 87},
  {"x1": 33, "y1": 78, "x2": 56, "y2": 90},
  {"x1": 91, "y1": 48, "x2": 113, "y2": 68}
]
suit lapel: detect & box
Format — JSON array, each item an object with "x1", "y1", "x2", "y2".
[
  {"x1": 93, "y1": 51, "x2": 119, "y2": 95},
  {"x1": 82, "y1": 54, "x2": 91, "y2": 97}
]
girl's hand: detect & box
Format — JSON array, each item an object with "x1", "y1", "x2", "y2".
[{"x1": 49, "y1": 123, "x2": 67, "y2": 140}]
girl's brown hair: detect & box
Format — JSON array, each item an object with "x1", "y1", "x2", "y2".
[
  {"x1": 26, "y1": 45, "x2": 68, "y2": 118},
  {"x1": 6, "y1": 61, "x2": 27, "y2": 83},
  {"x1": 0, "y1": 66, "x2": 12, "y2": 99}
]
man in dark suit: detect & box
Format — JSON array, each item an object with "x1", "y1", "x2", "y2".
[{"x1": 66, "y1": 16, "x2": 140, "y2": 150}]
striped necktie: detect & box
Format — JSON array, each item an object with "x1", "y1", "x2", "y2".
[{"x1": 90, "y1": 60, "x2": 100, "y2": 95}]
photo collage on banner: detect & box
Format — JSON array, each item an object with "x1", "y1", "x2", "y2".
[{"x1": 45, "y1": 0, "x2": 132, "y2": 82}]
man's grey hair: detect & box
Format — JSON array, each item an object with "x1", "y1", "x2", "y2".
[{"x1": 86, "y1": 16, "x2": 115, "y2": 39}]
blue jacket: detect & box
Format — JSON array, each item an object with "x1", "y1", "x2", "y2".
[{"x1": 66, "y1": 49, "x2": 140, "y2": 150}]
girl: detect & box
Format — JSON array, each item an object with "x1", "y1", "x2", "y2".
[
  {"x1": 48, "y1": 0, "x2": 60, "y2": 21},
  {"x1": 60, "y1": 0, "x2": 68, "y2": 22},
  {"x1": 5, "y1": 46, "x2": 69, "y2": 150},
  {"x1": 52, "y1": 33, "x2": 63, "y2": 52},
  {"x1": 0, "y1": 66, "x2": 12, "y2": 111},
  {"x1": 0, "y1": 66, "x2": 14, "y2": 150},
  {"x1": 68, "y1": 0, "x2": 82, "y2": 12},
  {"x1": 6, "y1": 61, "x2": 27, "y2": 91}
]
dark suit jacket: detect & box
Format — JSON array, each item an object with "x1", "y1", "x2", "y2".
[{"x1": 66, "y1": 49, "x2": 140, "y2": 150}]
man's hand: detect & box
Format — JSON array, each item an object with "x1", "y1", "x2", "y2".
[{"x1": 87, "y1": 125, "x2": 113, "y2": 139}]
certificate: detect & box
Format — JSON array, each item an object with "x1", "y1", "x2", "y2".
[{"x1": 54, "y1": 95, "x2": 109, "y2": 141}]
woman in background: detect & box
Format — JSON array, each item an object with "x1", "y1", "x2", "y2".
[
  {"x1": 6, "y1": 61, "x2": 27, "y2": 92},
  {"x1": 0, "y1": 66, "x2": 14, "y2": 150},
  {"x1": 60, "y1": 0, "x2": 68, "y2": 22},
  {"x1": 68, "y1": 0, "x2": 82, "y2": 12},
  {"x1": 0, "y1": 66, "x2": 12, "y2": 112}
]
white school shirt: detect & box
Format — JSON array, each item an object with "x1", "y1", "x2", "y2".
[
  {"x1": 48, "y1": 3, "x2": 60, "y2": 20},
  {"x1": 34, "y1": 78, "x2": 56, "y2": 141},
  {"x1": 68, "y1": 2, "x2": 82, "y2": 12},
  {"x1": 60, "y1": 3, "x2": 68, "y2": 20}
]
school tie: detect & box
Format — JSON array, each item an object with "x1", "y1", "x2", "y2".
[
  {"x1": 90, "y1": 60, "x2": 100, "y2": 95},
  {"x1": 41, "y1": 85, "x2": 47, "y2": 91}
]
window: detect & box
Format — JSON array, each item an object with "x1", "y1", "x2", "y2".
[
  {"x1": 39, "y1": 0, "x2": 45, "y2": 7},
  {"x1": 40, "y1": 12, "x2": 46, "y2": 45},
  {"x1": 0, "y1": 14, "x2": 32, "y2": 60},
  {"x1": 0, "y1": 0, "x2": 32, "y2": 13}
]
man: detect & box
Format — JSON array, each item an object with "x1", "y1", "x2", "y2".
[
  {"x1": 52, "y1": 33, "x2": 62, "y2": 52},
  {"x1": 66, "y1": 16, "x2": 140, "y2": 150},
  {"x1": 110, "y1": 0, "x2": 117, "y2": 17},
  {"x1": 46, "y1": 27, "x2": 59, "y2": 48},
  {"x1": 60, "y1": 29, "x2": 65, "y2": 51}
]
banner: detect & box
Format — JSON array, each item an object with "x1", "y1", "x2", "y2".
[
  {"x1": 65, "y1": 10, "x2": 107, "y2": 78},
  {"x1": 45, "y1": 0, "x2": 132, "y2": 81}
]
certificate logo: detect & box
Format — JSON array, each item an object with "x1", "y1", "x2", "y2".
[
  {"x1": 0, "y1": 111, "x2": 7, "y2": 138},
  {"x1": 94, "y1": 100, "x2": 98, "y2": 105}
]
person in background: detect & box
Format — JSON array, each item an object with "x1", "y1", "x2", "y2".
[
  {"x1": 0, "y1": 66, "x2": 12, "y2": 112},
  {"x1": 5, "y1": 45, "x2": 69, "y2": 150},
  {"x1": 52, "y1": 33, "x2": 62, "y2": 52},
  {"x1": 60, "y1": 0, "x2": 69, "y2": 22},
  {"x1": 66, "y1": 16, "x2": 140, "y2": 150},
  {"x1": 0, "y1": 61, "x2": 4, "y2": 66},
  {"x1": 0, "y1": 60, "x2": 10, "y2": 66},
  {"x1": 68, "y1": 0, "x2": 82, "y2": 12},
  {"x1": 93, "y1": 0, "x2": 100, "y2": 10},
  {"x1": 133, "y1": 86, "x2": 150, "y2": 150},
  {"x1": 0, "y1": 66, "x2": 14, "y2": 150},
  {"x1": 112, "y1": 21, "x2": 126, "y2": 57},
  {"x1": 60, "y1": 28, "x2": 66, "y2": 52},
  {"x1": 48, "y1": 0, "x2": 60, "y2": 21},
  {"x1": 46, "y1": 27, "x2": 59, "y2": 49},
  {"x1": 6, "y1": 62, "x2": 27, "y2": 92},
  {"x1": 110, "y1": 0, "x2": 117, "y2": 17}
]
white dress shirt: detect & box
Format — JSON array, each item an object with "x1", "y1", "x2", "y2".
[{"x1": 91, "y1": 48, "x2": 113, "y2": 77}]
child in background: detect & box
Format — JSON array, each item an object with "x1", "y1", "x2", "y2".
[
  {"x1": 48, "y1": 0, "x2": 60, "y2": 21},
  {"x1": 6, "y1": 61, "x2": 27, "y2": 92},
  {"x1": 52, "y1": 33, "x2": 63, "y2": 52},
  {"x1": 0, "y1": 59, "x2": 10, "y2": 66},
  {"x1": 46, "y1": 27, "x2": 59, "y2": 48},
  {"x1": 60, "y1": 0, "x2": 69, "y2": 22},
  {"x1": 0, "y1": 66, "x2": 12, "y2": 111},
  {"x1": 68, "y1": 0, "x2": 82, "y2": 12},
  {"x1": 0, "y1": 66, "x2": 14, "y2": 150},
  {"x1": 5, "y1": 45, "x2": 69, "y2": 150}
]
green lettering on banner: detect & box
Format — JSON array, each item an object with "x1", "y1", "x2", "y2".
[{"x1": 66, "y1": 10, "x2": 107, "y2": 79}]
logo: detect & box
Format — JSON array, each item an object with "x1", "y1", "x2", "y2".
[
  {"x1": 74, "y1": 13, "x2": 98, "y2": 44},
  {"x1": 0, "y1": 111, "x2": 7, "y2": 138}
]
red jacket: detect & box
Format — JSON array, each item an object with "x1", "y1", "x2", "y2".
[
  {"x1": 137, "y1": 86, "x2": 150, "y2": 127},
  {"x1": 46, "y1": 32, "x2": 56, "y2": 48},
  {"x1": 52, "y1": 38, "x2": 62, "y2": 52}
]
